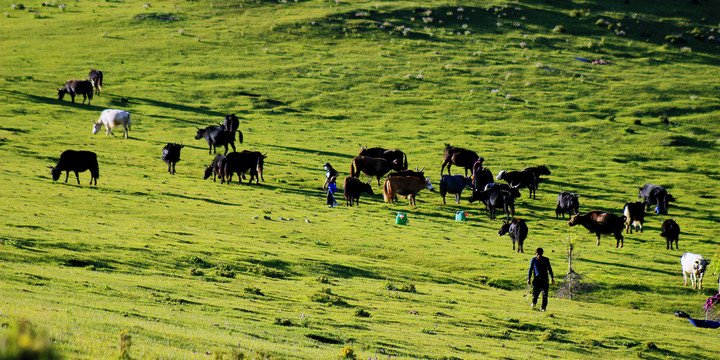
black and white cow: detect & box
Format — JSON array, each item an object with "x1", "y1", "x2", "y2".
[
  {"x1": 622, "y1": 201, "x2": 645, "y2": 234},
  {"x1": 638, "y1": 184, "x2": 675, "y2": 215}
]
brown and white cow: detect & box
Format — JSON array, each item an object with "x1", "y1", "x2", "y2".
[{"x1": 383, "y1": 176, "x2": 434, "y2": 206}]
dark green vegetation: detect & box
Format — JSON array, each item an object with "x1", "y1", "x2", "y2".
[{"x1": 1, "y1": 0, "x2": 719, "y2": 358}]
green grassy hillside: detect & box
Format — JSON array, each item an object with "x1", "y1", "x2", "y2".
[{"x1": 1, "y1": 0, "x2": 719, "y2": 358}]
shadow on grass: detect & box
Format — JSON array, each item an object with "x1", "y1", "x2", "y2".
[
  {"x1": 583, "y1": 258, "x2": 675, "y2": 276},
  {"x1": 160, "y1": 192, "x2": 241, "y2": 206},
  {"x1": 266, "y1": 144, "x2": 355, "y2": 160},
  {"x1": 2, "y1": 90, "x2": 106, "y2": 111}
]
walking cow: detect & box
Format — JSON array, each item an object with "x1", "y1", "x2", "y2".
[
  {"x1": 359, "y1": 146, "x2": 408, "y2": 170},
  {"x1": 161, "y1": 143, "x2": 183, "y2": 175},
  {"x1": 440, "y1": 145, "x2": 480, "y2": 177},
  {"x1": 195, "y1": 125, "x2": 235, "y2": 155},
  {"x1": 48, "y1": 150, "x2": 99, "y2": 186},
  {"x1": 383, "y1": 176, "x2": 434, "y2": 206},
  {"x1": 439, "y1": 175, "x2": 473, "y2": 204},
  {"x1": 498, "y1": 218, "x2": 528, "y2": 253},
  {"x1": 351, "y1": 156, "x2": 402, "y2": 185},
  {"x1": 93, "y1": 109, "x2": 131, "y2": 139}
]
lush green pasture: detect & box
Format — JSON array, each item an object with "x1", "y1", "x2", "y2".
[{"x1": 1, "y1": 0, "x2": 719, "y2": 358}]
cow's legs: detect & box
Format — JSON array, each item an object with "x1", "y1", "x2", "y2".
[
  {"x1": 64, "y1": 171, "x2": 70, "y2": 183},
  {"x1": 70, "y1": 94, "x2": 75, "y2": 103},
  {"x1": 74, "y1": 171, "x2": 81, "y2": 185},
  {"x1": 675, "y1": 239, "x2": 678, "y2": 249},
  {"x1": 455, "y1": 193, "x2": 460, "y2": 204},
  {"x1": 595, "y1": 234, "x2": 601, "y2": 246},
  {"x1": 229, "y1": 143, "x2": 236, "y2": 153}
]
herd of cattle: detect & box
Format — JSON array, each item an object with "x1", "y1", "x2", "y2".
[{"x1": 50, "y1": 71, "x2": 715, "y2": 292}]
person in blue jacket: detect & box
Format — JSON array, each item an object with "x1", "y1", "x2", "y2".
[
  {"x1": 323, "y1": 162, "x2": 339, "y2": 207},
  {"x1": 527, "y1": 247, "x2": 554, "y2": 311}
]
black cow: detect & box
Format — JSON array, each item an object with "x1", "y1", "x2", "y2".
[
  {"x1": 388, "y1": 167, "x2": 425, "y2": 180},
  {"x1": 88, "y1": 69, "x2": 103, "y2": 96},
  {"x1": 472, "y1": 166, "x2": 494, "y2": 191},
  {"x1": 239, "y1": 150, "x2": 267, "y2": 182},
  {"x1": 351, "y1": 156, "x2": 401, "y2": 185},
  {"x1": 638, "y1": 184, "x2": 675, "y2": 215},
  {"x1": 483, "y1": 183, "x2": 522, "y2": 198},
  {"x1": 224, "y1": 151, "x2": 265, "y2": 184},
  {"x1": 441, "y1": 145, "x2": 480, "y2": 177},
  {"x1": 343, "y1": 177, "x2": 374, "y2": 206},
  {"x1": 359, "y1": 146, "x2": 408, "y2": 170},
  {"x1": 568, "y1": 211, "x2": 626, "y2": 247},
  {"x1": 223, "y1": 114, "x2": 243, "y2": 142},
  {"x1": 623, "y1": 201, "x2": 645, "y2": 234},
  {"x1": 556, "y1": 192, "x2": 579, "y2": 218},
  {"x1": 439, "y1": 175, "x2": 473, "y2": 204},
  {"x1": 161, "y1": 143, "x2": 183, "y2": 175},
  {"x1": 660, "y1": 219, "x2": 680, "y2": 250},
  {"x1": 48, "y1": 150, "x2": 99, "y2": 186},
  {"x1": 468, "y1": 188, "x2": 517, "y2": 221},
  {"x1": 498, "y1": 218, "x2": 528, "y2": 253},
  {"x1": 496, "y1": 169, "x2": 538, "y2": 198},
  {"x1": 203, "y1": 154, "x2": 227, "y2": 183},
  {"x1": 58, "y1": 80, "x2": 93, "y2": 105},
  {"x1": 195, "y1": 126, "x2": 236, "y2": 155},
  {"x1": 522, "y1": 165, "x2": 551, "y2": 194}
]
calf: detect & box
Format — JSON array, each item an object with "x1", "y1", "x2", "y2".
[
  {"x1": 556, "y1": 192, "x2": 579, "y2": 218},
  {"x1": 660, "y1": 219, "x2": 680, "y2": 250},
  {"x1": 351, "y1": 156, "x2": 401, "y2": 185},
  {"x1": 468, "y1": 188, "x2": 517, "y2": 221},
  {"x1": 382, "y1": 176, "x2": 434, "y2": 206},
  {"x1": 161, "y1": 143, "x2": 183, "y2": 175},
  {"x1": 203, "y1": 154, "x2": 227, "y2": 183},
  {"x1": 343, "y1": 177, "x2": 374, "y2": 206},
  {"x1": 439, "y1": 175, "x2": 473, "y2": 204},
  {"x1": 638, "y1": 183, "x2": 675, "y2": 215},
  {"x1": 498, "y1": 218, "x2": 528, "y2": 253},
  {"x1": 568, "y1": 211, "x2": 626, "y2": 247},
  {"x1": 195, "y1": 125, "x2": 236, "y2": 155},
  {"x1": 48, "y1": 150, "x2": 99, "y2": 186},
  {"x1": 622, "y1": 201, "x2": 645, "y2": 234},
  {"x1": 92, "y1": 109, "x2": 131, "y2": 139},
  {"x1": 681, "y1": 252, "x2": 710, "y2": 290}
]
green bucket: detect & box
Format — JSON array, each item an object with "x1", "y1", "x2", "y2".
[
  {"x1": 395, "y1": 212, "x2": 408, "y2": 225},
  {"x1": 455, "y1": 211, "x2": 467, "y2": 222}
]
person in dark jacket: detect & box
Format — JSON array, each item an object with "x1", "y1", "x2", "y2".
[
  {"x1": 527, "y1": 247, "x2": 554, "y2": 311},
  {"x1": 323, "y1": 162, "x2": 339, "y2": 207}
]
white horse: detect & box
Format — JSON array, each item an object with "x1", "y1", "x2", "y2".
[{"x1": 92, "y1": 109, "x2": 131, "y2": 139}]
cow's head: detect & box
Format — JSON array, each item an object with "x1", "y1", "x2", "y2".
[
  {"x1": 568, "y1": 215, "x2": 580, "y2": 227},
  {"x1": 364, "y1": 179, "x2": 375, "y2": 195},
  {"x1": 695, "y1": 259, "x2": 710, "y2": 273},
  {"x1": 48, "y1": 166, "x2": 61, "y2": 181},
  {"x1": 537, "y1": 165, "x2": 551, "y2": 175},
  {"x1": 91, "y1": 121, "x2": 101, "y2": 135},
  {"x1": 497, "y1": 221, "x2": 510, "y2": 236},
  {"x1": 194, "y1": 127, "x2": 205, "y2": 140},
  {"x1": 203, "y1": 165, "x2": 213, "y2": 180},
  {"x1": 496, "y1": 170, "x2": 506, "y2": 180},
  {"x1": 425, "y1": 177, "x2": 435, "y2": 192},
  {"x1": 57, "y1": 88, "x2": 65, "y2": 100}
]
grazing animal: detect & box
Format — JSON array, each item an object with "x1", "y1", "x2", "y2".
[
  {"x1": 343, "y1": 177, "x2": 374, "y2": 206},
  {"x1": 440, "y1": 145, "x2": 480, "y2": 177},
  {"x1": 660, "y1": 219, "x2": 680, "y2": 250},
  {"x1": 382, "y1": 176, "x2": 434, "y2": 206},
  {"x1": 92, "y1": 109, "x2": 131, "y2": 139},
  {"x1": 483, "y1": 183, "x2": 522, "y2": 198},
  {"x1": 472, "y1": 166, "x2": 494, "y2": 191},
  {"x1": 439, "y1": 175, "x2": 473, "y2": 204},
  {"x1": 498, "y1": 218, "x2": 528, "y2": 253},
  {"x1": 88, "y1": 69, "x2": 103, "y2": 96},
  {"x1": 681, "y1": 252, "x2": 710, "y2": 290},
  {"x1": 48, "y1": 150, "x2": 99, "y2": 186},
  {"x1": 468, "y1": 188, "x2": 517, "y2": 221},
  {"x1": 556, "y1": 192, "x2": 580, "y2": 218},
  {"x1": 161, "y1": 143, "x2": 183, "y2": 175},
  {"x1": 388, "y1": 167, "x2": 425, "y2": 180},
  {"x1": 195, "y1": 125, "x2": 236, "y2": 155},
  {"x1": 359, "y1": 146, "x2": 408, "y2": 170},
  {"x1": 351, "y1": 156, "x2": 402, "y2": 185},
  {"x1": 203, "y1": 154, "x2": 227, "y2": 183},
  {"x1": 224, "y1": 151, "x2": 266, "y2": 184},
  {"x1": 496, "y1": 169, "x2": 539, "y2": 199},
  {"x1": 623, "y1": 201, "x2": 645, "y2": 234},
  {"x1": 223, "y1": 114, "x2": 243, "y2": 142},
  {"x1": 568, "y1": 211, "x2": 626, "y2": 247},
  {"x1": 58, "y1": 79, "x2": 93, "y2": 105},
  {"x1": 638, "y1": 184, "x2": 675, "y2": 215}
]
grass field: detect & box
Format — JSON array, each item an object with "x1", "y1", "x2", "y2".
[{"x1": 1, "y1": 0, "x2": 720, "y2": 359}]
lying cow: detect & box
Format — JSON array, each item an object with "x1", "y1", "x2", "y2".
[
  {"x1": 203, "y1": 154, "x2": 227, "y2": 183},
  {"x1": 382, "y1": 176, "x2": 434, "y2": 206},
  {"x1": 556, "y1": 192, "x2": 579, "y2": 218},
  {"x1": 48, "y1": 150, "x2": 99, "y2": 186},
  {"x1": 622, "y1": 201, "x2": 645, "y2": 234},
  {"x1": 638, "y1": 183, "x2": 675, "y2": 215},
  {"x1": 343, "y1": 177, "x2": 374, "y2": 206},
  {"x1": 161, "y1": 143, "x2": 183, "y2": 175},
  {"x1": 568, "y1": 211, "x2": 626, "y2": 247},
  {"x1": 439, "y1": 175, "x2": 473, "y2": 204},
  {"x1": 681, "y1": 252, "x2": 710, "y2": 290},
  {"x1": 498, "y1": 218, "x2": 528, "y2": 253},
  {"x1": 92, "y1": 109, "x2": 131, "y2": 139},
  {"x1": 660, "y1": 219, "x2": 680, "y2": 250}
]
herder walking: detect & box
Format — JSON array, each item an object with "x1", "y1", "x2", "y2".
[{"x1": 527, "y1": 247, "x2": 554, "y2": 311}]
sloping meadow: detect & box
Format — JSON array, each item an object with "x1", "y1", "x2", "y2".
[{"x1": 0, "y1": 0, "x2": 719, "y2": 358}]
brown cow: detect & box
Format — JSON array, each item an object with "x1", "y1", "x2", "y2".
[
  {"x1": 359, "y1": 146, "x2": 408, "y2": 170},
  {"x1": 342, "y1": 177, "x2": 374, "y2": 206},
  {"x1": 58, "y1": 79, "x2": 93, "y2": 105},
  {"x1": 383, "y1": 176, "x2": 434, "y2": 206},
  {"x1": 568, "y1": 211, "x2": 627, "y2": 247},
  {"x1": 440, "y1": 144, "x2": 481, "y2": 177},
  {"x1": 351, "y1": 156, "x2": 402, "y2": 185}
]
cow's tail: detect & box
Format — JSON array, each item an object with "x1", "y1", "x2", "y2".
[
  {"x1": 237, "y1": 130, "x2": 243, "y2": 144},
  {"x1": 383, "y1": 179, "x2": 391, "y2": 203},
  {"x1": 350, "y1": 159, "x2": 357, "y2": 178},
  {"x1": 403, "y1": 153, "x2": 408, "y2": 170}
]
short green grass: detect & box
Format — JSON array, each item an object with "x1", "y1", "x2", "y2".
[{"x1": 1, "y1": 0, "x2": 719, "y2": 358}]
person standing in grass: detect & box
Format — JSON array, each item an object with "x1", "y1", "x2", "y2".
[
  {"x1": 527, "y1": 247, "x2": 554, "y2": 311},
  {"x1": 323, "y1": 162, "x2": 339, "y2": 208}
]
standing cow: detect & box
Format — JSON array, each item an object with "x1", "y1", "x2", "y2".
[
  {"x1": 622, "y1": 201, "x2": 645, "y2": 234},
  {"x1": 472, "y1": 166, "x2": 494, "y2": 192},
  {"x1": 496, "y1": 169, "x2": 539, "y2": 199},
  {"x1": 681, "y1": 252, "x2": 710, "y2": 290},
  {"x1": 343, "y1": 177, "x2": 374, "y2": 206},
  {"x1": 383, "y1": 176, "x2": 434, "y2": 206},
  {"x1": 223, "y1": 114, "x2": 243, "y2": 142},
  {"x1": 439, "y1": 175, "x2": 473, "y2": 204},
  {"x1": 568, "y1": 211, "x2": 626, "y2": 247},
  {"x1": 58, "y1": 79, "x2": 93, "y2": 105},
  {"x1": 638, "y1": 184, "x2": 675, "y2": 215},
  {"x1": 351, "y1": 156, "x2": 401, "y2": 185},
  {"x1": 48, "y1": 150, "x2": 99, "y2": 186},
  {"x1": 498, "y1": 218, "x2": 528, "y2": 253},
  {"x1": 440, "y1": 145, "x2": 480, "y2": 177},
  {"x1": 468, "y1": 188, "x2": 517, "y2": 221},
  {"x1": 195, "y1": 126, "x2": 235, "y2": 155},
  {"x1": 161, "y1": 143, "x2": 183, "y2": 175},
  {"x1": 556, "y1": 192, "x2": 580, "y2": 218},
  {"x1": 92, "y1": 109, "x2": 131, "y2": 139},
  {"x1": 204, "y1": 154, "x2": 227, "y2": 183},
  {"x1": 89, "y1": 69, "x2": 103, "y2": 96},
  {"x1": 359, "y1": 146, "x2": 408, "y2": 170},
  {"x1": 660, "y1": 219, "x2": 680, "y2": 250}
]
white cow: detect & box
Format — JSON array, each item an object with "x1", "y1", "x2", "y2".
[
  {"x1": 92, "y1": 109, "x2": 131, "y2": 139},
  {"x1": 681, "y1": 252, "x2": 710, "y2": 290}
]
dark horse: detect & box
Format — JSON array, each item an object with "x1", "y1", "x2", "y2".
[
  {"x1": 441, "y1": 144, "x2": 481, "y2": 177},
  {"x1": 89, "y1": 69, "x2": 103, "y2": 96},
  {"x1": 58, "y1": 80, "x2": 93, "y2": 105}
]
